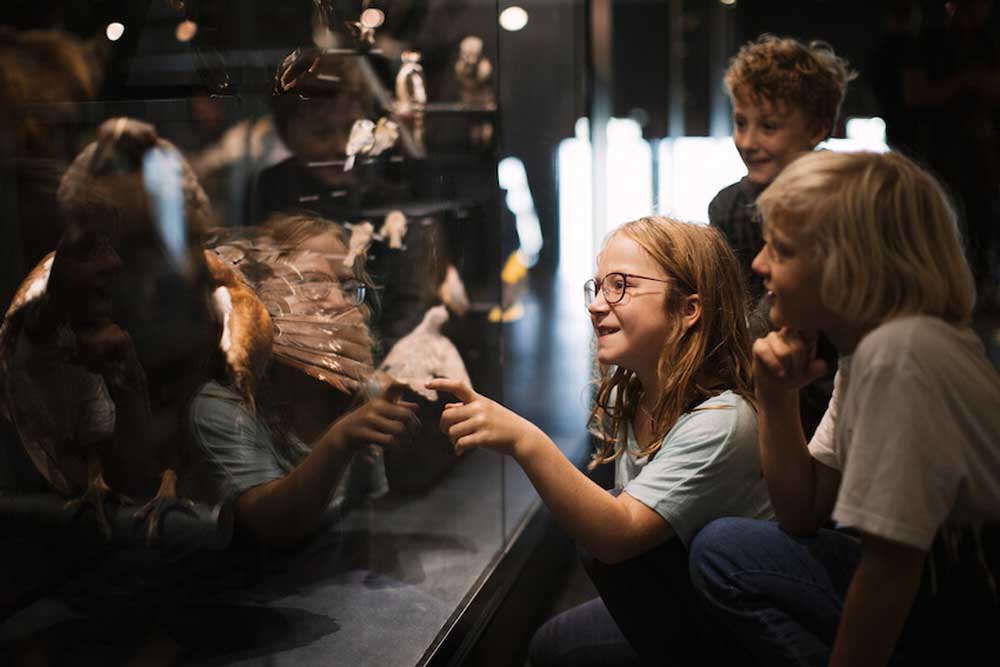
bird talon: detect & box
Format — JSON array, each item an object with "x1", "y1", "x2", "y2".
[
  {"x1": 134, "y1": 494, "x2": 198, "y2": 546},
  {"x1": 63, "y1": 477, "x2": 132, "y2": 540}
]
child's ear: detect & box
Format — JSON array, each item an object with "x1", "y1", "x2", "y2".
[
  {"x1": 681, "y1": 294, "x2": 702, "y2": 331},
  {"x1": 808, "y1": 122, "x2": 831, "y2": 149}
]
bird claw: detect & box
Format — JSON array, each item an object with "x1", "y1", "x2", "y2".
[
  {"x1": 63, "y1": 482, "x2": 134, "y2": 540},
  {"x1": 133, "y1": 495, "x2": 198, "y2": 547}
]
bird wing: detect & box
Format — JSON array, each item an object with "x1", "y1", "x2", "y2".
[
  {"x1": 206, "y1": 230, "x2": 374, "y2": 396},
  {"x1": 204, "y1": 250, "x2": 273, "y2": 412},
  {"x1": 0, "y1": 252, "x2": 100, "y2": 496}
]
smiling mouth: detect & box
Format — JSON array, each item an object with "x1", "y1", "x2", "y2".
[{"x1": 596, "y1": 326, "x2": 619, "y2": 337}]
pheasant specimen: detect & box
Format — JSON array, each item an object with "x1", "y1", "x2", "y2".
[
  {"x1": 0, "y1": 118, "x2": 215, "y2": 542},
  {"x1": 205, "y1": 216, "x2": 375, "y2": 397}
]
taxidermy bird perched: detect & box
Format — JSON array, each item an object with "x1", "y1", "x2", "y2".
[
  {"x1": 378, "y1": 305, "x2": 471, "y2": 402},
  {"x1": 343, "y1": 119, "x2": 375, "y2": 172},
  {"x1": 395, "y1": 50, "x2": 427, "y2": 155},
  {"x1": 0, "y1": 118, "x2": 219, "y2": 542},
  {"x1": 205, "y1": 219, "x2": 375, "y2": 397},
  {"x1": 455, "y1": 35, "x2": 495, "y2": 149}
]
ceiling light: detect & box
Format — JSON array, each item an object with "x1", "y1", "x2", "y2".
[
  {"x1": 499, "y1": 7, "x2": 528, "y2": 32},
  {"x1": 360, "y1": 8, "x2": 385, "y2": 29},
  {"x1": 106, "y1": 22, "x2": 125, "y2": 41},
  {"x1": 176, "y1": 20, "x2": 198, "y2": 42}
]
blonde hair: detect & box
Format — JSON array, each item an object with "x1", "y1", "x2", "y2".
[
  {"x1": 757, "y1": 150, "x2": 975, "y2": 328},
  {"x1": 725, "y1": 34, "x2": 856, "y2": 138},
  {"x1": 589, "y1": 217, "x2": 755, "y2": 467}
]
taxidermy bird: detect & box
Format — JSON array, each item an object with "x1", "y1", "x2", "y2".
[
  {"x1": 0, "y1": 118, "x2": 217, "y2": 542},
  {"x1": 205, "y1": 222, "x2": 375, "y2": 397},
  {"x1": 344, "y1": 221, "x2": 375, "y2": 268},
  {"x1": 370, "y1": 117, "x2": 400, "y2": 157},
  {"x1": 378, "y1": 305, "x2": 470, "y2": 401},
  {"x1": 378, "y1": 210, "x2": 407, "y2": 249},
  {"x1": 395, "y1": 50, "x2": 427, "y2": 154},
  {"x1": 343, "y1": 119, "x2": 375, "y2": 172}
]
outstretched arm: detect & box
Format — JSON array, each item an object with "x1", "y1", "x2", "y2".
[
  {"x1": 753, "y1": 328, "x2": 840, "y2": 534},
  {"x1": 235, "y1": 384, "x2": 420, "y2": 546},
  {"x1": 427, "y1": 379, "x2": 673, "y2": 564}
]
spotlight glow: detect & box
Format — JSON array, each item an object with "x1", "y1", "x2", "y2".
[
  {"x1": 360, "y1": 8, "x2": 385, "y2": 28},
  {"x1": 499, "y1": 6, "x2": 529, "y2": 32},
  {"x1": 175, "y1": 20, "x2": 198, "y2": 42},
  {"x1": 106, "y1": 22, "x2": 125, "y2": 42}
]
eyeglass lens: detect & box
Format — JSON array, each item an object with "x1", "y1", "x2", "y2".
[{"x1": 584, "y1": 273, "x2": 625, "y2": 305}]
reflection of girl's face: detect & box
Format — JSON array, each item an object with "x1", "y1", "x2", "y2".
[{"x1": 264, "y1": 247, "x2": 368, "y2": 320}]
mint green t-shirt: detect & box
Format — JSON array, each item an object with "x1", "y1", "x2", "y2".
[
  {"x1": 183, "y1": 380, "x2": 385, "y2": 510},
  {"x1": 615, "y1": 391, "x2": 773, "y2": 546}
]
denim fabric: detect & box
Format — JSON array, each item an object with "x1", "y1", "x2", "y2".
[
  {"x1": 528, "y1": 596, "x2": 640, "y2": 667},
  {"x1": 689, "y1": 518, "x2": 1000, "y2": 666},
  {"x1": 689, "y1": 517, "x2": 861, "y2": 667}
]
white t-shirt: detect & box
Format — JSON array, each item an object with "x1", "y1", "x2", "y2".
[
  {"x1": 616, "y1": 390, "x2": 774, "y2": 546},
  {"x1": 808, "y1": 315, "x2": 1000, "y2": 550}
]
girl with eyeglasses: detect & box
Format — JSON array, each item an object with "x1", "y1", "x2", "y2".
[
  {"x1": 428, "y1": 216, "x2": 772, "y2": 665},
  {"x1": 189, "y1": 212, "x2": 421, "y2": 547}
]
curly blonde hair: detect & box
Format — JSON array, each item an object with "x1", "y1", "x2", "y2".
[
  {"x1": 725, "y1": 34, "x2": 856, "y2": 137},
  {"x1": 588, "y1": 217, "x2": 755, "y2": 467}
]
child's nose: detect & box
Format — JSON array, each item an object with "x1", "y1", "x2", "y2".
[
  {"x1": 737, "y1": 127, "x2": 759, "y2": 150},
  {"x1": 587, "y1": 291, "x2": 610, "y2": 314},
  {"x1": 751, "y1": 246, "x2": 768, "y2": 276}
]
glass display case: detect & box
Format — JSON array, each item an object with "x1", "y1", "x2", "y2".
[
  {"x1": 3, "y1": 0, "x2": 917, "y2": 664},
  {"x1": 0, "y1": 2, "x2": 590, "y2": 665}
]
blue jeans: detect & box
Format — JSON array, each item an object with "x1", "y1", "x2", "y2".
[
  {"x1": 689, "y1": 517, "x2": 860, "y2": 667},
  {"x1": 690, "y1": 517, "x2": 1000, "y2": 667},
  {"x1": 528, "y1": 596, "x2": 641, "y2": 667}
]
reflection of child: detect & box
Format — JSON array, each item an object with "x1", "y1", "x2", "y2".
[
  {"x1": 430, "y1": 217, "x2": 772, "y2": 664},
  {"x1": 691, "y1": 151, "x2": 1000, "y2": 666},
  {"x1": 709, "y1": 35, "x2": 854, "y2": 302},
  {"x1": 192, "y1": 213, "x2": 420, "y2": 546},
  {"x1": 256, "y1": 51, "x2": 429, "y2": 357}
]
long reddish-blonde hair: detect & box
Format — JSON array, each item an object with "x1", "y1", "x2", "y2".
[{"x1": 589, "y1": 217, "x2": 755, "y2": 467}]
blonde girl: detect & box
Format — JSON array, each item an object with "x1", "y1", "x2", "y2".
[
  {"x1": 429, "y1": 216, "x2": 772, "y2": 665},
  {"x1": 690, "y1": 150, "x2": 1000, "y2": 667}
]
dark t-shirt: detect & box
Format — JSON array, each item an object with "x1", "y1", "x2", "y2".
[{"x1": 708, "y1": 177, "x2": 767, "y2": 301}]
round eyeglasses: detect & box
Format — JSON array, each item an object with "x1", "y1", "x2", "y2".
[
  {"x1": 341, "y1": 279, "x2": 367, "y2": 307},
  {"x1": 583, "y1": 272, "x2": 672, "y2": 306}
]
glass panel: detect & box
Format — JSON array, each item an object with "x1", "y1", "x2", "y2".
[
  {"x1": 0, "y1": 2, "x2": 517, "y2": 664},
  {"x1": 496, "y1": 0, "x2": 593, "y2": 542}
]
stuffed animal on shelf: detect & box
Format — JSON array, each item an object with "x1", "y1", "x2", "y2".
[
  {"x1": 454, "y1": 35, "x2": 495, "y2": 149},
  {"x1": 378, "y1": 305, "x2": 470, "y2": 402},
  {"x1": 343, "y1": 119, "x2": 376, "y2": 172},
  {"x1": 378, "y1": 210, "x2": 408, "y2": 249},
  {"x1": 395, "y1": 50, "x2": 427, "y2": 155},
  {"x1": 0, "y1": 118, "x2": 213, "y2": 542}
]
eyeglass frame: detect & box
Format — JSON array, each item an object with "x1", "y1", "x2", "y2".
[
  {"x1": 583, "y1": 272, "x2": 672, "y2": 306},
  {"x1": 341, "y1": 279, "x2": 367, "y2": 306}
]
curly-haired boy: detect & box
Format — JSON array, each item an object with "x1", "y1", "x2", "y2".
[{"x1": 709, "y1": 35, "x2": 855, "y2": 301}]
